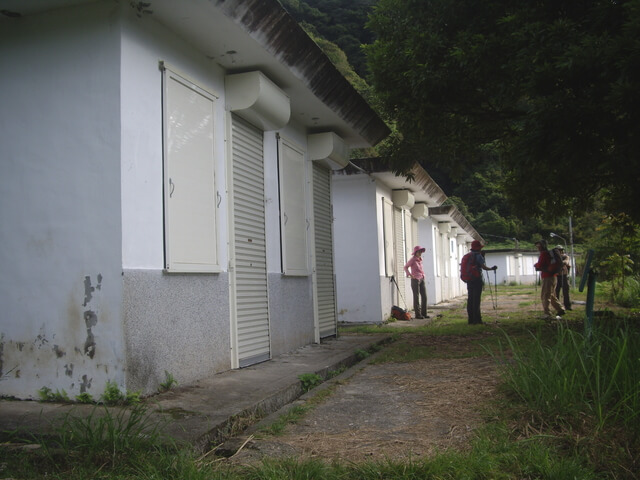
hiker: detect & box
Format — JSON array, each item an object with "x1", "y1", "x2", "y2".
[
  {"x1": 534, "y1": 240, "x2": 566, "y2": 319},
  {"x1": 464, "y1": 240, "x2": 497, "y2": 325},
  {"x1": 554, "y1": 245, "x2": 572, "y2": 311},
  {"x1": 404, "y1": 245, "x2": 428, "y2": 319}
]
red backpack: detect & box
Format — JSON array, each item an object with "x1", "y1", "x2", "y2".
[{"x1": 460, "y1": 252, "x2": 481, "y2": 283}]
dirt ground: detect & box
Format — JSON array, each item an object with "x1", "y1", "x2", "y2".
[{"x1": 221, "y1": 289, "x2": 547, "y2": 465}]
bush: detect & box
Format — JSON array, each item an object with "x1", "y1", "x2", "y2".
[{"x1": 612, "y1": 276, "x2": 640, "y2": 308}]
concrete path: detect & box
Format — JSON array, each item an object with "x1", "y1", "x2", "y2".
[{"x1": 0, "y1": 334, "x2": 390, "y2": 452}]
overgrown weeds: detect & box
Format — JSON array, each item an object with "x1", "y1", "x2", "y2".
[
  {"x1": 497, "y1": 319, "x2": 640, "y2": 432},
  {"x1": 1, "y1": 404, "x2": 173, "y2": 479}
]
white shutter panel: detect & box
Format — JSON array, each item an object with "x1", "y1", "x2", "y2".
[
  {"x1": 163, "y1": 67, "x2": 218, "y2": 272},
  {"x1": 382, "y1": 198, "x2": 394, "y2": 277},
  {"x1": 394, "y1": 207, "x2": 406, "y2": 302},
  {"x1": 279, "y1": 138, "x2": 308, "y2": 275}
]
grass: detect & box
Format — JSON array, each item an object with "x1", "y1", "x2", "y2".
[{"x1": 2, "y1": 284, "x2": 637, "y2": 479}]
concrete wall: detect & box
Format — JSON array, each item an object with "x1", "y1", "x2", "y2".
[
  {"x1": 118, "y1": 8, "x2": 319, "y2": 391},
  {"x1": 118, "y1": 7, "x2": 234, "y2": 394},
  {"x1": 263, "y1": 128, "x2": 316, "y2": 355},
  {"x1": 0, "y1": 3, "x2": 125, "y2": 399},
  {"x1": 333, "y1": 174, "x2": 382, "y2": 323}
]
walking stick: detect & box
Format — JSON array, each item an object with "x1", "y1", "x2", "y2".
[
  {"x1": 493, "y1": 269, "x2": 498, "y2": 310},
  {"x1": 390, "y1": 275, "x2": 409, "y2": 310},
  {"x1": 484, "y1": 271, "x2": 497, "y2": 310}
]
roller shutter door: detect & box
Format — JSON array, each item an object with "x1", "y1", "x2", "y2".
[
  {"x1": 394, "y1": 207, "x2": 407, "y2": 305},
  {"x1": 231, "y1": 114, "x2": 270, "y2": 367},
  {"x1": 313, "y1": 163, "x2": 337, "y2": 338}
]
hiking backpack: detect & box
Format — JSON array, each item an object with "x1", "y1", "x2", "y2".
[
  {"x1": 460, "y1": 252, "x2": 481, "y2": 283},
  {"x1": 548, "y1": 248, "x2": 563, "y2": 275},
  {"x1": 391, "y1": 305, "x2": 412, "y2": 321}
]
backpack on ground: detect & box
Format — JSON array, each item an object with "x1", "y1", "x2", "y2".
[
  {"x1": 460, "y1": 252, "x2": 481, "y2": 283},
  {"x1": 391, "y1": 305, "x2": 412, "y2": 321},
  {"x1": 548, "y1": 248, "x2": 563, "y2": 275}
]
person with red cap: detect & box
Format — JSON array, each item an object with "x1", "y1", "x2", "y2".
[
  {"x1": 404, "y1": 245, "x2": 428, "y2": 319},
  {"x1": 465, "y1": 240, "x2": 497, "y2": 325}
]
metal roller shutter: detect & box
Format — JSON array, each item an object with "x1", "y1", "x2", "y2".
[
  {"x1": 313, "y1": 163, "x2": 337, "y2": 338},
  {"x1": 394, "y1": 207, "x2": 407, "y2": 305},
  {"x1": 231, "y1": 114, "x2": 270, "y2": 367}
]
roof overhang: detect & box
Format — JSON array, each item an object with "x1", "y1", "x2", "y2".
[
  {"x1": 1, "y1": 0, "x2": 390, "y2": 148},
  {"x1": 340, "y1": 158, "x2": 448, "y2": 207},
  {"x1": 428, "y1": 205, "x2": 483, "y2": 243}
]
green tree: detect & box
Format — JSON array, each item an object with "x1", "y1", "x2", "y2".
[{"x1": 365, "y1": 0, "x2": 640, "y2": 223}]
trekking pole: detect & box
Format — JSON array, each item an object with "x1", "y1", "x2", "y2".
[
  {"x1": 534, "y1": 272, "x2": 539, "y2": 314},
  {"x1": 485, "y1": 270, "x2": 497, "y2": 311},
  {"x1": 391, "y1": 275, "x2": 409, "y2": 310},
  {"x1": 493, "y1": 269, "x2": 498, "y2": 310}
]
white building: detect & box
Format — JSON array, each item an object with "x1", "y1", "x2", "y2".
[
  {"x1": 483, "y1": 249, "x2": 540, "y2": 285},
  {"x1": 0, "y1": 0, "x2": 389, "y2": 399},
  {"x1": 332, "y1": 160, "x2": 482, "y2": 324}
]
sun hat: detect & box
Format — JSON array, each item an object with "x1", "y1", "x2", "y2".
[
  {"x1": 471, "y1": 240, "x2": 482, "y2": 251},
  {"x1": 412, "y1": 245, "x2": 425, "y2": 255}
]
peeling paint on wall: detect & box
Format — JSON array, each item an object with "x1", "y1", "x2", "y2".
[
  {"x1": 53, "y1": 345, "x2": 66, "y2": 358},
  {"x1": 80, "y1": 374, "x2": 92, "y2": 393},
  {"x1": 84, "y1": 310, "x2": 98, "y2": 359},
  {"x1": 81, "y1": 274, "x2": 103, "y2": 360},
  {"x1": 83, "y1": 274, "x2": 102, "y2": 307}
]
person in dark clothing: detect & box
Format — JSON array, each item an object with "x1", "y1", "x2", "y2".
[
  {"x1": 554, "y1": 245, "x2": 572, "y2": 310},
  {"x1": 465, "y1": 240, "x2": 497, "y2": 325}
]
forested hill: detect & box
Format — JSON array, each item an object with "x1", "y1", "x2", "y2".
[
  {"x1": 280, "y1": 0, "x2": 375, "y2": 78},
  {"x1": 279, "y1": 0, "x2": 613, "y2": 249}
]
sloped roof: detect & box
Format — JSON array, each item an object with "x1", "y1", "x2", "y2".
[{"x1": 340, "y1": 158, "x2": 448, "y2": 207}]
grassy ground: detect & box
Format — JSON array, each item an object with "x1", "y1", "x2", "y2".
[{"x1": 1, "y1": 284, "x2": 638, "y2": 479}]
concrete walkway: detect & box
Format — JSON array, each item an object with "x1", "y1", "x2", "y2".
[{"x1": 0, "y1": 334, "x2": 390, "y2": 452}]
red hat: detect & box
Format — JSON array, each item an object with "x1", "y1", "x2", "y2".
[{"x1": 471, "y1": 240, "x2": 483, "y2": 251}]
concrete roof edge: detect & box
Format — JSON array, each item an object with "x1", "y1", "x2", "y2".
[
  {"x1": 409, "y1": 163, "x2": 447, "y2": 207},
  {"x1": 216, "y1": 0, "x2": 390, "y2": 146},
  {"x1": 429, "y1": 205, "x2": 483, "y2": 242}
]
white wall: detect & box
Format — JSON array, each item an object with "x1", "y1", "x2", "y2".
[
  {"x1": 0, "y1": 3, "x2": 125, "y2": 398},
  {"x1": 484, "y1": 251, "x2": 539, "y2": 285},
  {"x1": 120, "y1": 9, "x2": 228, "y2": 271},
  {"x1": 333, "y1": 174, "x2": 381, "y2": 323},
  {"x1": 119, "y1": 8, "x2": 233, "y2": 394}
]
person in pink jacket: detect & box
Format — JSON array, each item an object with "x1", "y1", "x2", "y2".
[{"x1": 404, "y1": 245, "x2": 428, "y2": 319}]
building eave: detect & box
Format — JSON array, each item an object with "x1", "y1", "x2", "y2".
[
  {"x1": 339, "y1": 158, "x2": 448, "y2": 207},
  {"x1": 428, "y1": 205, "x2": 483, "y2": 243}
]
